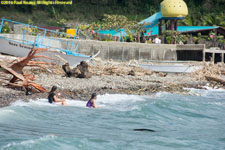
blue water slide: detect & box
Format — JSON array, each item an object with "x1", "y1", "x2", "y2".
[
  {"x1": 112, "y1": 29, "x2": 127, "y2": 37},
  {"x1": 96, "y1": 12, "x2": 163, "y2": 37},
  {"x1": 138, "y1": 12, "x2": 163, "y2": 29}
]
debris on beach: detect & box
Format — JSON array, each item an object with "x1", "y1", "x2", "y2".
[
  {"x1": 61, "y1": 58, "x2": 153, "y2": 78},
  {"x1": 62, "y1": 61, "x2": 92, "y2": 78},
  {"x1": 76, "y1": 61, "x2": 92, "y2": 78},
  {"x1": 0, "y1": 48, "x2": 56, "y2": 93},
  {"x1": 205, "y1": 76, "x2": 225, "y2": 86},
  {"x1": 89, "y1": 58, "x2": 153, "y2": 76},
  {"x1": 62, "y1": 62, "x2": 73, "y2": 77},
  {"x1": 193, "y1": 61, "x2": 225, "y2": 87}
]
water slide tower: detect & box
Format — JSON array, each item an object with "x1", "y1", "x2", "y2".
[{"x1": 159, "y1": 0, "x2": 188, "y2": 35}]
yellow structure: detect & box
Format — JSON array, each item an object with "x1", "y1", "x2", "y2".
[
  {"x1": 160, "y1": 0, "x2": 188, "y2": 18},
  {"x1": 66, "y1": 29, "x2": 76, "y2": 38}
]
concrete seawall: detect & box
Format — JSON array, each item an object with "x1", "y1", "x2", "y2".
[
  {"x1": 1, "y1": 34, "x2": 205, "y2": 61},
  {"x1": 73, "y1": 40, "x2": 205, "y2": 61}
]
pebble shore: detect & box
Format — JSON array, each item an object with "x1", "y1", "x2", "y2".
[
  {"x1": 1, "y1": 54, "x2": 223, "y2": 107},
  {"x1": 0, "y1": 72, "x2": 207, "y2": 108}
]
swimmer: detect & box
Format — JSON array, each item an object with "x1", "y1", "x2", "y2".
[
  {"x1": 48, "y1": 86, "x2": 66, "y2": 105},
  {"x1": 86, "y1": 93, "x2": 98, "y2": 108}
]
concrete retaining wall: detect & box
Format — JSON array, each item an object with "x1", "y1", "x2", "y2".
[
  {"x1": 73, "y1": 40, "x2": 204, "y2": 61},
  {"x1": 2, "y1": 34, "x2": 205, "y2": 61},
  {"x1": 72, "y1": 40, "x2": 179, "y2": 61}
]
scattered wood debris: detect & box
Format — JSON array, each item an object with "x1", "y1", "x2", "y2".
[
  {"x1": 62, "y1": 61, "x2": 92, "y2": 78},
  {"x1": 205, "y1": 76, "x2": 225, "y2": 86},
  {"x1": 193, "y1": 61, "x2": 224, "y2": 87},
  {"x1": 88, "y1": 58, "x2": 153, "y2": 76}
]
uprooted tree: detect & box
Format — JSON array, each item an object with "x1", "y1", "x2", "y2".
[{"x1": 0, "y1": 47, "x2": 56, "y2": 93}]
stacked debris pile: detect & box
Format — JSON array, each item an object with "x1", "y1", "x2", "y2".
[
  {"x1": 88, "y1": 58, "x2": 153, "y2": 76},
  {"x1": 193, "y1": 61, "x2": 225, "y2": 86}
]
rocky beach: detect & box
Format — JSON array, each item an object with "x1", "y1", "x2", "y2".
[{"x1": 0, "y1": 54, "x2": 224, "y2": 108}]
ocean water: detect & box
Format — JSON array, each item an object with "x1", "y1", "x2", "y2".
[{"x1": 0, "y1": 88, "x2": 225, "y2": 150}]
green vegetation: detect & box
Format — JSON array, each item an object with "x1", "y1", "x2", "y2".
[
  {"x1": 1, "y1": 22, "x2": 10, "y2": 33},
  {"x1": 151, "y1": 30, "x2": 224, "y2": 47},
  {"x1": 162, "y1": 30, "x2": 187, "y2": 44},
  {"x1": 79, "y1": 14, "x2": 144, "y2": 42},
  {"x1": 181, "y1": 13, "x2": 225, "y2": 26},
  {"x1": 0, "y1": 0, "x2": 224, "y2": 27}
]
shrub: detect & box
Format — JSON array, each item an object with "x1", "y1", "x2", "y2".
[{"x1": 1, "y1": 22, "x2": 10, "y2": 33}]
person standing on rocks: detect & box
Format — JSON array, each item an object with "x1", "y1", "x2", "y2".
[
  {"x1": 86, "y1": 93, "x2": 98, "y2": 108},
  {"x1": 48, "y1": 86, "x2": 66, "y2": 105}
]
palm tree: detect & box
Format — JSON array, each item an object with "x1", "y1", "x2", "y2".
[
  {"x1": 181, "y1": 15, "x2": 200, "y2": 26},
  {"x1": 201, "y1": 13, "x2": 225, "y2": 27}
]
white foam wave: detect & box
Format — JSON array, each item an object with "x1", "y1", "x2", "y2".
[
  {"x1": 0, "y1": 109, "x2": 16, "y2": 114},
  {"x1": 66, "y1": 100, "x2": 87, "y2": 107},
  {"x1": 93, "y1": 94, "x2": 148, "y2": 111},
  {"x1": 11, "y1": 99, "x2": 87, "y2": 108},
  {"x1": 12, "y1": 99, "x2": 59, "y2": 107},
  {"x1": 1, "y1": 134, "x2": 57, "y2": 149},
  {"x1": 9, "y1": 94, "x2": 152, "y2": 111},
  {"x1": 68, "y1": 94, "x2": 149, "y2": 111},
  {"x1": 97, "y1": 94, "x2": 146, "y2": 105},
  {"x1": 0, "y1": 109, "x2": 16, "y2": 119},
  {"x1": 206, "y1": 102, "x2": 225, "y2": 107},
  {"x1": 187, "y1": 86, "x2": 225, "y2": 98},
  {"x1": 154, "y1": 92, "x2": 170, "y2": 98}
]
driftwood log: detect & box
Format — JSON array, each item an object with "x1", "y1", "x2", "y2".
[
  {"x1": 205, "y1": 76, "x2": 225, "y2": 86},
  {"x1": 62, "y1": 63, "x2": 73, "y2": 77},
  {"x1": 62, "y1": 61, "x2": 92, "y2": 78},
  {"x1": 0, "y1": 47, "x2": 55, "y2": 92},
  {"x1": 76, "y1": 61, "x2": 92, "y2": 78}
]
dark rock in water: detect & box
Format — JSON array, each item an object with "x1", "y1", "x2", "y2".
[{"x1": 133, "y1": 129, "x2": 156, "y2": 132}]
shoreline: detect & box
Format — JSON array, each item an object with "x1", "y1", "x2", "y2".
[
  {"x1": 0, "y1": 73, "x2": 210, "y2": 108},
  {"x1": 0, "y1": 56, "x2": 224, "y2": 108}
]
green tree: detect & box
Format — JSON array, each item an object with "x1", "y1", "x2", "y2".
[
  {"x1": 201, "y1": 13, "x2": 225, "y2": 27},
  {"x1": 181, "y1": 15, "x2": 200, "y2": 26}
]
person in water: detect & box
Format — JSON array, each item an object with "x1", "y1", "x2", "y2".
[
  {"x1": 48, "y1": 86, "x2": 66, "y2": 105},
  {"x1": 86, "y1": 93, "x2": 98, "y2": 108}
]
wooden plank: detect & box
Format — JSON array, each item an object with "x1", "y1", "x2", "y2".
[{"x1": 205, "y1": 76, "x2": 225, "y2": 85}]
